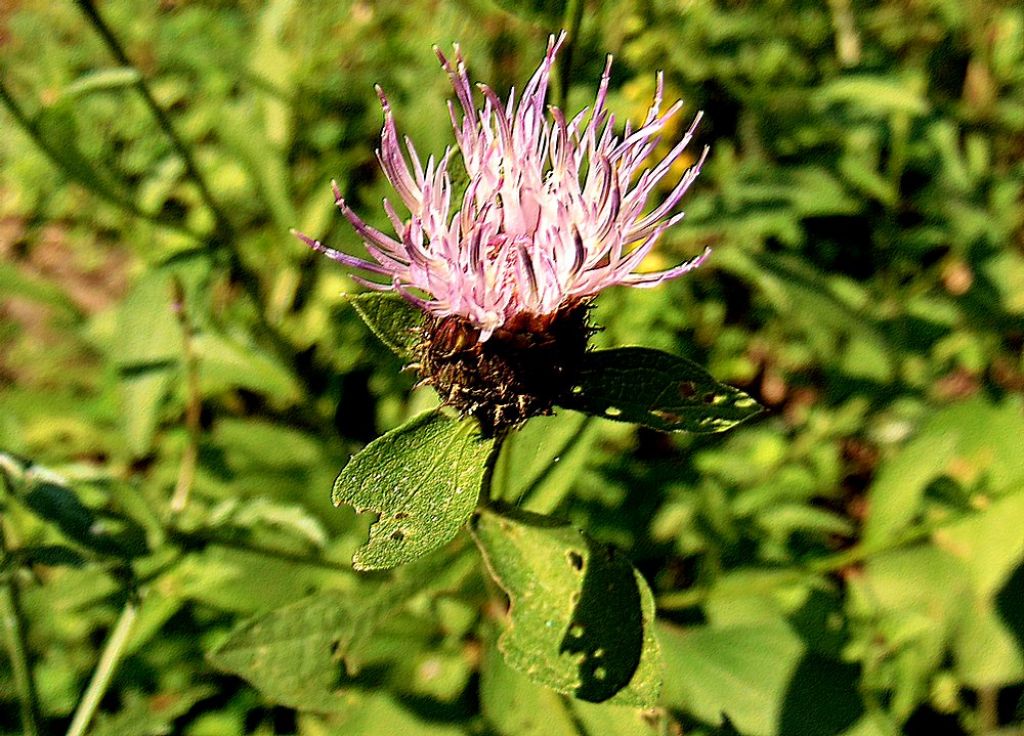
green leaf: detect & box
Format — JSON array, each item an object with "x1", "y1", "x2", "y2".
[
  {"x1": 659, "y1": 621, "x2": 864, "y2": 736},
  {"x1": 493, "y1": 412, "x2": 598, "y2": 514},
  {"x1": 208, "y1": 589, "x2": 372, "y2": 711},
  {"x1": 471, "y1": 508, "x2": 662, "y2": 706},
  {"x1": 120, "y1": 367, "x2": 174, "y2": 457},
  {"x1": 333, "y1": 411, "x2": 495, "y2": 570},
  {"x1": 208, "y1": 553, "x2": 473, "y2": 710},
  {"x1": 480, "y1": 628, "x2": 580, "y2": 736},
  {"x1": 349, "y1": 292, "x2": 424, "y2": 358},
  {"x1": 560, "y1": 347, "x2": 761, "y2": 433}
]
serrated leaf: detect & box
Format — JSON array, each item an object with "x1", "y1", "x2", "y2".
[
  {"x1": 333, "y1": 411, "x2": 494, "y2": 570},
  {"x1": 472, "y1": 508, "x2": 662, "y2": 706},
  {"x1": 349, "y1": 292, "x2": 424, "y2": 358},
  {"x1": 560, "y1": 347, "x2": 761, "y2": 433}
]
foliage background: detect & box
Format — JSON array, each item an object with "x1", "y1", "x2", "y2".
[{"x1": 2, "y1": 0, "x2": 1023, "y2": 734}]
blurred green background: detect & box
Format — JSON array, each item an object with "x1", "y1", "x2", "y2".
[{"x1": 1, "y1": 0, "x2": 1023, "y2": 734}]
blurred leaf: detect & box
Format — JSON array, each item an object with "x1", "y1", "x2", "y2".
[
  {"x1": 560, "y1": 347, "x2": 761, "y2": 433},
  {"x1": 18, "y1": 469, "x2": 146, "y2": 558},
  {"x1": 660, "y1": 621, "x2": 864, "y2": 736},
  {"x1": 120, "y1": 368, "x2": 174, "y2": 457},
  {"x1": 494, "y1": 412, "x2": 597, "y2": 513},
  {"x1": 2, "y1": 544, "x2": 87, "y2": 570},
  {"x1": 32, "y1": 99, "x2": 132, "y2": 204},
  {"x1": 814, "y1": 76, "x2": 929, "y2": 117},
  {"x1": 472, "y1": 508, "x2": 662, "y2": 706},
  {"x1": 315, "y1": 691, "x2": 467, "y2": 735},
  {"x1": 483, "y1": 0, "x2": 567, "y2": 24},
  {"x1": 62, "y1": 67, "x2": 141, "y2": 99},
  {"x1": 195, "y1": 331, "x2": 302, "y2": 402},
  {"x1": 209, "y1": 552, "x2": 470, "y2": 710},
  {"x1": 349, "y1": 292, "x2": 425, "y2": 358},
  {"x1": 333, "y1": 411, "x2": 495, "y2": 570},
  {"x1": 114, "y1": 271, "x2": 182, "y2": 369},
  {"x1": 942, "y1": 488, "x2": 1024, "y2": 686},
  {"x1": 90, "y1": 686, "x2": 216, "y2": 736}
]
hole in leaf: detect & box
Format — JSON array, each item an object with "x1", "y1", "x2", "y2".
[
  {"x1": 604, "y1": 406, "x2": 622, "y2": 417},
  {"x1": 569, "y1": 623, "x2": 585, "y2": 638},
  {"x1": 394, "y1": 512, "x2": 410, "y2": 520},
  {"x1": 571, "y1": 385, "x2": 583, "y2": 394},
  {"x1": 567, "y1": 550, "x2": 584, "y2": 571},
  {"x1": 390, "y1": 530, "x2": 405, "y2": 542},
  {"x1": 652, "y1": 409, "x2": 681, "y2": 424},
  {"x1": 594, "y1": 666, "x2": 607, "y2": 681},
  {"x1": 593, "y1": 647, "x2": 605, "y2": 658},
  {"x1": 678, "y1": 381, "x2": 698, "y2": 398}
]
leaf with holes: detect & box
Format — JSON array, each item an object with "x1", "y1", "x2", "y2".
[
  {"x1": 560, "y1": 347, "x2": 762, "y2": 433},
  {"x1": 471, "y1": 507, "x2": 662, "y2": 706},
  {"x1": 349, "y1": 292, "x2": 425, "y2": 358},
  {"x1": 333, "y1": 411, "x2": 495, "y2": 570}
]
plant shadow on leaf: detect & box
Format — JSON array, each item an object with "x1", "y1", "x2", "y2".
[
  {"x1": 558, "y1": 535, "x2": 644, "y2": 701},
  {"x1": 471, "y1": 506, "x2": 661, "y2": 706},
  {"x1": 996, "y1": 561, "x2": 1024, "y2": 658},
  {"x1": 778, "y1": 655, "x2": 863, "y2": 736},
  {"x1": 22, "y1": 478, "x2": 148, "y2": 559}
]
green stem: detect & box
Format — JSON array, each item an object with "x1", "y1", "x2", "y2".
[
  {"x1": 165, "y1": 526, "x2": 355, "y2": 574},
  {"x1": 0, "y1": 518, "x2": 44, "y2": 736},
  {"x1": 65, "y1": 597, "x2": 140, "y2": 736}
]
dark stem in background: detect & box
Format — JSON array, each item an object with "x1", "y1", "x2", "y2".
[
  {"x1": 0, "y1": 78, "x2": 199, "y2": 238},
  {"x1": 70, "y1": 0, "x2": 339, "y2": 437},
  {"x1": 0, "y1": 513, "x2": 44, "y2": 736},
  {"x1": 73, "y1": 0, "x2": 233, "y2": 241},
  {"x1": 555, "y1": 0, "x2": 586, "y2": 112}
]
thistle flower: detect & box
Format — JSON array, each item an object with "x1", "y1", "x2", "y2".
[{"x1": 296, "y1": 32, "x2": 710, "y2": 434}]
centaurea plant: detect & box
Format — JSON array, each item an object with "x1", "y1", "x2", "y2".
[{"x1": 295, "y1": 33, "x2": 759, "y2": 705}]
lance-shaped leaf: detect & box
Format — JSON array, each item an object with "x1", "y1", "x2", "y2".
[
  {"x1": 349, "y1": 292, "x2": 424, "y2": 358},
  {"x1": 471, "y1": 508, "x2": 662, "y2": 706},
  {"x1": 333, "y1": 411, "x2": 495, "y2": 570},
  {"x1": 560, "y1": 347, "x2": 761, "y2": 433}
]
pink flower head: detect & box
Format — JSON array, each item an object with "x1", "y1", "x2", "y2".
[{"x1": 296, "y1": 32, "x2": 710, "y2": 341}]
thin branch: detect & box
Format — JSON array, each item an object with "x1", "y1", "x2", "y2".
[
  {"x1": 0, "y1": 517, "x2": 44, "y2": 736},
  {"x1": 64, "y1": 596, "x2": 140, "y2": 736},
  {"x1": 169, "y1": 278, "x2": 202, "y2": 515}
]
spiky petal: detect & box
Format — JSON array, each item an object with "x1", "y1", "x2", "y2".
[{"x1": 297, "y1": 32, "x2": 710, "y2": 341}]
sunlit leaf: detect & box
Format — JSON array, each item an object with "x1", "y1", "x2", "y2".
[
  {"x1": 349, "y1": 292, "x2": 425, "y2": 358},
  {"x1": 333, "y1": 411, "x2": 494, "y2": 570},
  {"x1": 472, "y1": 508, "x2": 661, "y2": 706},
  {"x1": 560, "y1": 347, "x2": 761, "y2": 433}
]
